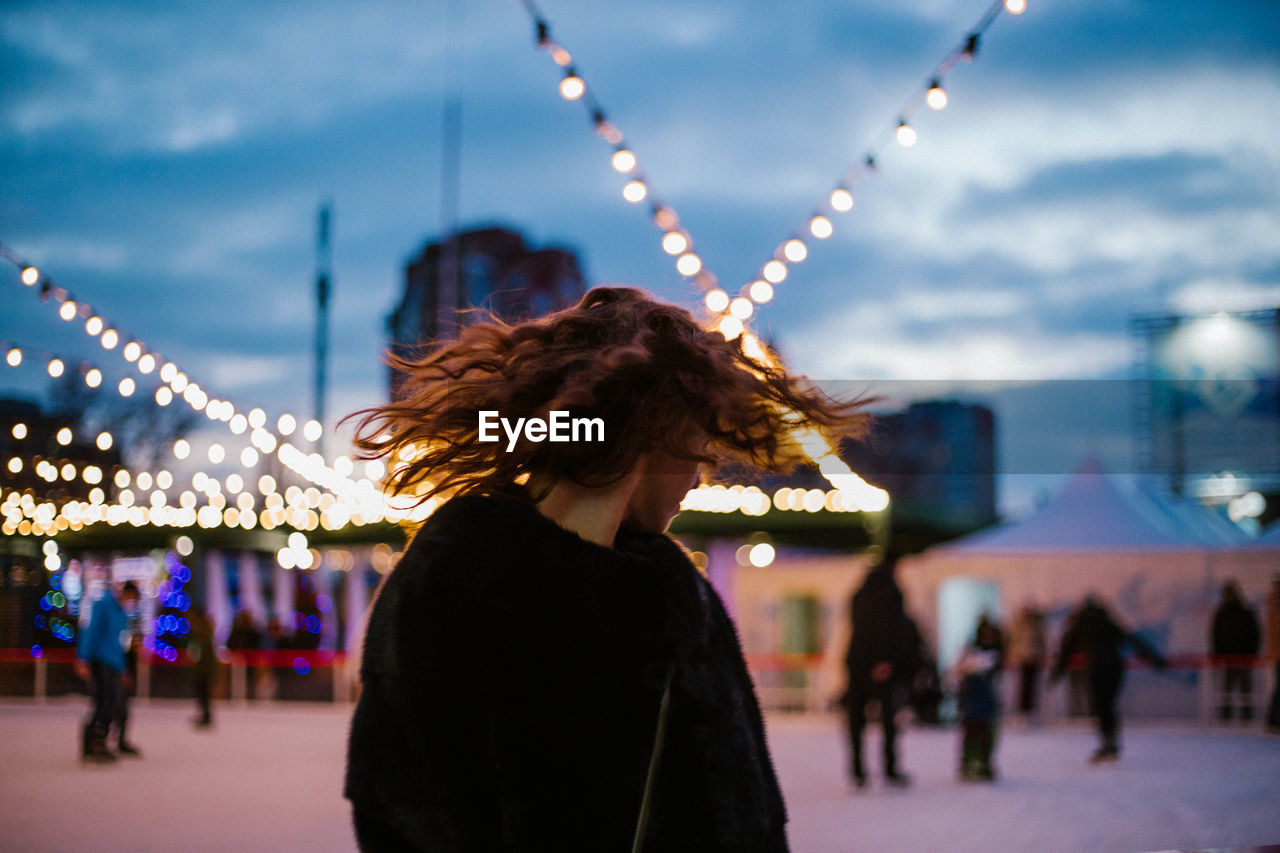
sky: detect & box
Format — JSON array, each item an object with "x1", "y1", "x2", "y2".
[{"x1": 2, "y1": 0, "x2": 1278, "y2": 514}]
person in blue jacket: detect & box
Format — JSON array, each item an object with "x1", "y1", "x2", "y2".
[{"x1": 76, "y1": 580, "x2": 140, "y2": 762}]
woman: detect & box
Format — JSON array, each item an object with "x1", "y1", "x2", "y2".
[{"x1": 344, "y1": 287, "x2": 866, "y2": 851}]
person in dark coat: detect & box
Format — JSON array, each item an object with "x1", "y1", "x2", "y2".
[
  {"x1": 188, "y1": 607, "x2": 218, "y2": 727},
  {"x1": 842, "y1": 551, "x2": 913, "y2": 788},
  {"x1": 1211, "y1": 580, "x2": 1261, "y2": 721},
  {"x1": 75, "y1": 580, "x2": 140, "y2": 762},
  {"x1": 1051, "y1": 595, "x2": 1167, "y2": 762},
  {"x1": 343, "y1": 286, "x2": 869, "y2": 851}
]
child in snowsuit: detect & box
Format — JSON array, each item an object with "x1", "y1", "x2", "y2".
[{"x1": 954, "y1": 645, "x2": 1001, "y2": 781}]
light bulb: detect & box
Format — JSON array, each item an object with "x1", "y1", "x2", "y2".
[
  {"x1": 559, "y1": 72, "x2": 585, "y2": 100},
  {"x1": 652, "y1": 207, "x2": 678, "y2": 231},
  {"x1": 749, "y1": 281, "x2": 774, "y2": 303},
  {"x1": 704, "y1": 289, "x2": 730, "y2": 313},
  {"x1": 156, "y1": 387, "x2": 173, "y2": 406},
  {"x1": 926, "y1": 80, "x2": 948, "y2": 110},
  {"x1": 21, "y1": 267, "x2": 39, "y2": 286},
  {"x1": 118, "y1": 377, "x2": 135, "y2": 397},
  {"x1": 303, "y1": 419, "x2": 323, "y2": 442},
  {"x1": 137, "y1": 354, "x2": 156, "y2": 374},
  {"x1": 610, "y1": 149, "x2": 636, "y2": 173},
  {"x1": 1005, "y1": 0, "x2": 1026, "y2": 13},
  {"x1": 729, "y1": 297, "x2": 754, "y2": 320},
  {"x1": 278, "y1": 413, "x2": 296, "y2": 436},
  {"x1": 830, "y1": 188, "x2": 854, "y2": 212},
  {"x1": 762, "y1": 260, "x2": 787, "y2": 284},
  {"x1": 718, "y1": 317, "x2": 744, "y2": 340},
  {"x1": 85, "y1": 317, "x2": 103, "y2": 336},
  {"x1": 173, "y1": 439, "x2": 190, "y2": 460},
  {"x1": 5, "y1": 348, "x2": 20, "y2": 367},
  {"x1": 48, "y1": 358, "x2": 64, "y2": 378},
  {"x1": 809, "y1": 215, "x2": 833, "y2": 239},
  {"x1": 56, "y1": 427, "x2": 72, "y2": 445},
  {"x1": 122, "y1": 341, "x2": 141, "y2": 362},
  {"x1": 59, "y1": 301, "x2": 77, "y2": 321},
  {"x1": 676, "y1": 253, "x2": 702, "y2": 277},
  {"x1": 100, "y1": 330, "x2": 118, "y2": 350},
  {"x1": 783, "y1": 239, "x2": 808, "y2": 263},
  {"x1": 248, "y1": 408, "x2": 266, "y2": 429},
  {"x1": 662, "y1": 232, "x2": 688, "y2": 255},
  {"x1": 85, "y1": 368, "x2": 102, "y2": 388},
  {"x1": 896, "y1": 121, "x2": 917, "y2": 147},
  {"x1": 622, "y1": 180, "x2": 647, "y2": 203}
]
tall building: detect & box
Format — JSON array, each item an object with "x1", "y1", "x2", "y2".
[
  {"x1": 841, "y1": 400, "x2": 998, "y2": 543},
  {"x1": 387, "y1": 226, "x2": 586, "y2": 397}
]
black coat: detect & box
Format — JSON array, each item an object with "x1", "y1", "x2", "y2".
[
  {"x1": 345, "y1": 492, "x2": 789, "y2": 852},
  {"x1": 1212, "y1": 599, "x2": 1261, "y2": 656},
  {"x1": 844, "y1": 565, "x2": 911, "y2": 690}
]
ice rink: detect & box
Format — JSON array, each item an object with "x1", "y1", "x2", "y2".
[{"x1": 2, "y1": 699, "x2": 1278, "y2": 852}]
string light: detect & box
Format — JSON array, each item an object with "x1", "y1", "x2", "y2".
[
  {"x1": 1005, "y1": 0, "x2": 1026, "y2": 14},
  {"x1": 85, "y1": 316, "x2": 103, "y2": 336},
  {"x1": 100, "y1": 330, "x2": 118, "y2": 350},
  {"x1": 58, "y1": 301, "x2": 77, "y2": 321},
  {"x1": 85, "y1": 368, "x2": 102, "y2": 388},
  {"x1": 622, "y1": 180, "x2": 647, "y2": 203},
  {"x1": 675, "y1": 253, "x2": 702, "y2": 277},
  {"x1": 926, "y1": 79, "x2": 948, "y2": 110},
  {"x1": 21, "y1": 267, "x2": 39, "y2": 285},
  {"x1": 809, "y1": 216, "x2": 833, "y2": 239},
  {"x1": 748, "y1": 281, "x2": 774, "y2": 303},
  {"x1": 896, "y1": 121, "x2": 918, "y2": 147},
  {"x1": 783, "y1": 239, "x2": 808, "y2": 263},
  {"x1": 762, "y1": 260, "x2": 787, "y2": 284},
  {"x1": 47, "y1": 359, "x2": 64, "y2": 378},
  {"x1": 559, "y1": 69, "x2": 585, "y2": 101},
  {"x1": 704, "y1": 289, "x2": 730, "y2": 313},
  {"x1": 5, "y1": 348, "x2": 20, "y2": 367},
  {"x1": 661, "y1": 232, "x2": 688, "y2": 255},
  {"x1": 610, "y1": 149, "x2": 637, "y2": 173},
  {"x1": 830, "y1": 188, "x2": 855, "y2": 212},
  {"x1": 729, "y1": 297, "x2": 754, "y2": 321}
]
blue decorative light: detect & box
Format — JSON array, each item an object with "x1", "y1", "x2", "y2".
[
  {"x1": 316, "y1": 594, "x2": 332, "y2": 613},
  {"x1": 292, "y1": 657, "x2": 310, "y2": 675},
  {"x1": 305, "y1": 615, "x2": 321, "y2": 634},
  {"x1": 31, "y1": 645, "x2": 42, "y2": 658}
]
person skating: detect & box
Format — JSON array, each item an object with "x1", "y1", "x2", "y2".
[
  {"x1": 1051, "y1": 594, "x2": 1167, "y2": 763},
  {"x1": 842, "y1": 549, "x2": 914, "y2": 789},
  {"x1": 1266, "y1": 574, "x2": 1280, "y2": 734},
  {"x1": 188, "y1": 607, "x2": 218, "y2": 728},
  {"x1": 1007, "y1": 604, "x2": 1047, "y2": 723},
  {"x1": 953, "y1": 639, "x2": 1000, "y2": 781},
  {"x1": 1211, "y1": 580, "x2": 1261, "y2": 722},
  {"x1": 75, "y1": 580, "x2": 140, "y2": 763}
]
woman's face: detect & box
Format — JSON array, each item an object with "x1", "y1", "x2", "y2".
[{"x1": 623, "y1": 449, "x2": 703, "y2": 534}]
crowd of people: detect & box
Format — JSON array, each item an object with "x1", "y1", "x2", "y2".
[{"x1": 840, "y1": 562, "x2": 1280, "y2": 789}]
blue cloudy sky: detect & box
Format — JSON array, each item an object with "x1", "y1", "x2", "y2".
[{"x1": 2, "y1": 0, "x2": 1278, "y2": 510}]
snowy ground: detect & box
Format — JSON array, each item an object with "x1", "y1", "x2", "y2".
[{"x1": 2, "y1": 699, "x2": 1278, "y2": 852}]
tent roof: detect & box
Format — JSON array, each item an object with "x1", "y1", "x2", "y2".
[{"x1": 938, "y1": 459, "x2": 1248, "y2": 554}]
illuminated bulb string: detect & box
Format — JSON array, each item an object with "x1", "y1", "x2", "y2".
[
  {"x1": 0, "y1": 245, "x2": 345, "y2": 492},
  {"x1": 517, "y1": 0, "x2": 720, "y2": 295},
  {"x1": 714, "y1": 0, "x2": 1026, "y2": 325}
]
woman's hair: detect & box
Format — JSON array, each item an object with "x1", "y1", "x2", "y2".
[{"x1": 347, "y1": 286, "x2": 868, "y2": 503}]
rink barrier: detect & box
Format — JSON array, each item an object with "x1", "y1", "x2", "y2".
[
  {"x1": 2, "y1": 648, "x2": 1273, "y2": 724},
  {"x1": 742, "y1": 652, "x2": 1277, "y2": 723},
  {"x1": 0, "y1": 647, "x2": 354, "y2": 705}
]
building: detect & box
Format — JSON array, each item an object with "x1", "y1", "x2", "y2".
[
  {"x1": 841, "y1": 400, "x2": 998, "y2": 547},
  {"x1": 387, "y1": 226, "x2": 586, "y2": 397}
]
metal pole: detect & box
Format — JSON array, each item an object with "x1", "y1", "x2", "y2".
[{"x1": 315, "y1": 203, "x2": 331, "y2": 458}]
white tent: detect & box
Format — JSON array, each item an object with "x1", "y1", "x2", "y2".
[{"x1": 898, "y1": 460, "x2": 1276, "y2": 719}]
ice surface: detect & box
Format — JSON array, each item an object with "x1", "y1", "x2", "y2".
[{"x1": 1, "y1": 700, "x2": 1277, "y2": 852}]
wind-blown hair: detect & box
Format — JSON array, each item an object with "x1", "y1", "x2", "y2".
[{"x1": 348, "y1": 286, "x2": 868, "y2": 503}]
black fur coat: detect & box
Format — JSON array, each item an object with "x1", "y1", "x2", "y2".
[{"x1": 345, "y1": 492, "x2": 789, "y2": 852}]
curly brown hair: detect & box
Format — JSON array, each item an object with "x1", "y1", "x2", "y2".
[{"x1": 347, "y1": 286, "x2": 868, "y2": 504}]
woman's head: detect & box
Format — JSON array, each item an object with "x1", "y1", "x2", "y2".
[{"x1": 348, "y1": 286, "x2": 867, "y2": 505}]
